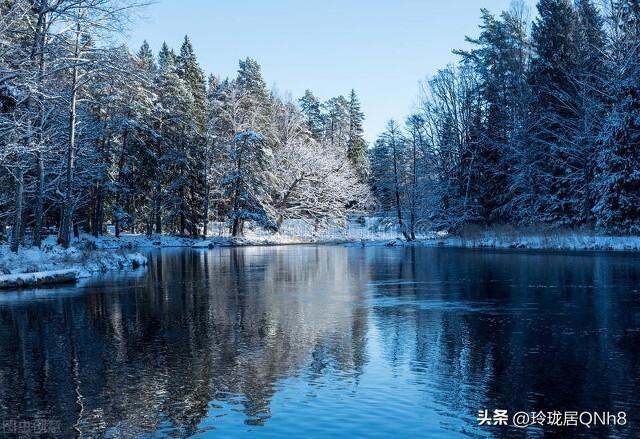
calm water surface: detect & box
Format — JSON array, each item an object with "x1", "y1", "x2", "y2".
[{"x1": 0, "y1": 246, "x2": 639, "y2": 438}]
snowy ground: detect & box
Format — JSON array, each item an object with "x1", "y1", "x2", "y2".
[
  {"x1": 0, "y1": 235, "x2": 148, "y2": 281},
  {"x1": 76, "y1": 223, "x2": 640, "y2": 254},
  {"x1": 81, "y1": 219, "x2": 389, "y2": 250},
  {"x1": 0, "y1": 270, "x2": 80, "y2": 289},
  {"x1": 431, "y1": 232, "x2": 640, "y2": 252},
  {"x1": 347, "y1": 231, "x2": 640, "y2": 252},
  {"x1": 77, "y1": 232, "x2": 324, "y2": 251}
]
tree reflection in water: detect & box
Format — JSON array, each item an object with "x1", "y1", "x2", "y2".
[{"x1": 0, "y1": 246, "x2": 639, "y2": 438}]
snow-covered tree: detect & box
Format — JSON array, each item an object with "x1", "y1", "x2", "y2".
[
  {"x1": 370, "y1": 120, "x2": 413, "y2": 240},
  {"x1": 593, "y1": 0, "x2": 640, "y2": 233},
  {"x1": 271, "y1": 95, "x2": 369, "y2": 230},
  {"x1": 154, "y1": 48, "x2": 195, "y2": 234},
  {"x1": 346, "y1": 89, "x2": 368, "y2": 177},
  {"x1": 455, "y1": 6, "x2": 530, "y2": 223},
  {"x1": 224, "y1": 129, "x2": 276, "y2": 236},
  {"x1": 176, "y1": 36, "x2": 207, "y2": 236},
  {"x1": 324, "y1": 95, "x2": 350, "y2": 149},
  {"x1": 298, "y1": 89, "x2": 324, "y2": 140}
]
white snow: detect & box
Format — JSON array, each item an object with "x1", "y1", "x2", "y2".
[
  {"x1": 436, "y1": 233, "x2": 640, "y2": 252},
  {"x1": 347, "y1": 231, "x2": 640, "y2": 252},
  {"x1": 0, "y1": 235, "x2": 148, "y2": 284},
  {"x1": 0, "y1": 270, "x2": 78, "y2": 289},
  {"x1": 72, "y1": 224, "x2": 640, "y2": 253},
  {"x1": 82, "y1": 233, "x2": 196, "y2": 249}
]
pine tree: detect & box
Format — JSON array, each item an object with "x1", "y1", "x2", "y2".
[
  {"x1": 131, "y1": 42, "x2": 159, "y2": 236},
  {"x1": 573, "y1": 0, "x2": 607, "y2": 225},
  {"x1": 593, "y1": 83, "x2": 640, "y2": 233},
  {"x1": 298, "y1": 89, "x2": 324, "y2": 140},
  {"x1": 177, "y1": 36, "x2": 208, "y2": 236},
  {"x1": 525, "y1": 0, "x2": 581, "y2": 225},
  {"x1": 155, "y1": 46, "x2": 195, "y2": 234},
  {"x1": 177, "y1": 36, "x2": 207, "y2": 127},
  {"x1": 593, "y1": 0, "x2": 640, "y2": 233},
  {"x1": 237, "y1": 57, "x2": 271, "y2": 130},
  {"x1": 324, "y1": 95, "x2": 349, "y2": 149},
  {"x1": 224, "y1": 130, "x2": 276, "y2": 236},
  {"x1": 456, "y1": 8, "x2": 529, "y2": 223},
  {"x1": 202, "y1": 74, "x2": 222, "y2": 235},
  {"x1": 158, "y1": 42, "x2": 177, "y2": 71},
  {"x1": 137, "y1": 40, "x2": 156, "y2": 72},
  {"x1": 346, "y1": 89, "x2": 368, "y2": 176}
]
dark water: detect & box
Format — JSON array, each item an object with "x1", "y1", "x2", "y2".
[{"x1": 1, "y1": 246, "x2": 639, "y2": 438}]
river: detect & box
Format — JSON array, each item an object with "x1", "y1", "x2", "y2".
[{"x1": 0, "y1": 246, "x2": 638, "y2": 438}]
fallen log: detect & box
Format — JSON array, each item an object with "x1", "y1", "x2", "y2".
[{"x1": 0, "y1": 270, "x2": 79, "y2": 290}]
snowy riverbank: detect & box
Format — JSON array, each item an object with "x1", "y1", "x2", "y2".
[
  {"x1": 0, "y1": 236, "x2": 148, "y2": 289},
  {"x1": 4, "y1": 230, "x2": 640, "y2": 290},
  {"x1": 91, "y1": 230, "x2": 640, "y2": 253},
  {"x1": 80, "y1": 232, "x2": 357, "y2": 250},
  {"x1": 435, "y1": 233, "x2": 640, "y2": 252},
  {"x1": 346, "y1": 232, "x2": 640, "y2": 252}
]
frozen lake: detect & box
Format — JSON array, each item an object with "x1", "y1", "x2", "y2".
[{"x1": 0, "y1": 246, "x2": 639, "y2": 437}]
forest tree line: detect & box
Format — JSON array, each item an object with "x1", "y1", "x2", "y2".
[
  {"x1": 2, "y1": 0, "x2": 640, "y2": 252},
  {"x1": 369, "y1": 0, "x2": 640, "y2": 240},
  {"x1": 0, "y1": 0, "x2": 369, "y2": 251}
]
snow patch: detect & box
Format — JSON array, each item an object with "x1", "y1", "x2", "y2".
[
  {"x1": 0, "y1": 239, "x2": 149, "y2": 286},
  {"x1": 0, "y1": 270, "x2": 78, "y2": 289},
  {"x1": 349, "y1": 232, "x2": 640, "y2": 252}
]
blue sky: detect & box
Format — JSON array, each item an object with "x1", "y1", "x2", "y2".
[{"x1": 127, "y1": 0, "x2": 535, "y2": 142}]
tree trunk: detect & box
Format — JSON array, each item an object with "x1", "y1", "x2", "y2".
[
  {"x1": 128, "y1": 199, "x2": 135, "y2": 233},
  {"x1": 31, "y1": 8, "x2": 48, "y2": 248},
  {"x1": 92, "y1": 183, "x2": 103, "y2": 237},
  {"x1": 146, "y1": 201, "x2": 154, "y2": 237},
  {"x1": 179, "y1": 162, "x2": 186, "y2": 235},
  {"x1": 59, "y1": 22, "x2": 80, "y2": 249},
  {"x1": 230, "y1": 141, "x2": 244, "y2": 238},
  {"x1": 154, "y1": 189, "x2": 162, "y2": 234},
  {"x1": 231, "y1": 217, "x2": 241, "y2": 237},
  {"x1": 392, "y1": 141, "x2": 411, "y2": 241},
  {"x1": 202, "y1": 185, "x2": 210, "y2": 236},
  {"x1": 34, "y1": 153, "x2": 45, "y2": 247},
  {"x1": 10, "y1": 166, "x2": 24, "y2": 252},
  {"x1": 112, "y1": 125, "x2": 129, "y2": 239},
  {"x1": 410, "y1": 137, "x2": 417, "y2": 241}
]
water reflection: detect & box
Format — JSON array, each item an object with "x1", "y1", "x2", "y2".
[{"x1": 0, "y1": 246, "x2": 639, "y2": 438}]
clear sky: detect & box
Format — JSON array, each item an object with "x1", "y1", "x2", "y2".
[{"x1": 127, "y1": 0, "x2": 535, "y2": 142}]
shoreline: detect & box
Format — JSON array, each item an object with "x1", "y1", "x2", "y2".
[
  {"x1": 83, "y1": 231, "x2": 640, "y2": 253},
  {"x1": 347, "y1": 235, "x2": 640, "y2": 253},
  {"x1": 3, "y1": 231, "x2": 640, "y2": 290},
  {"x1": 0, "y1": 235, "x2": 149, "y2": 290},
  {"x1": 421, "y1": 233, "x2": 640, "y2": 253}
]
